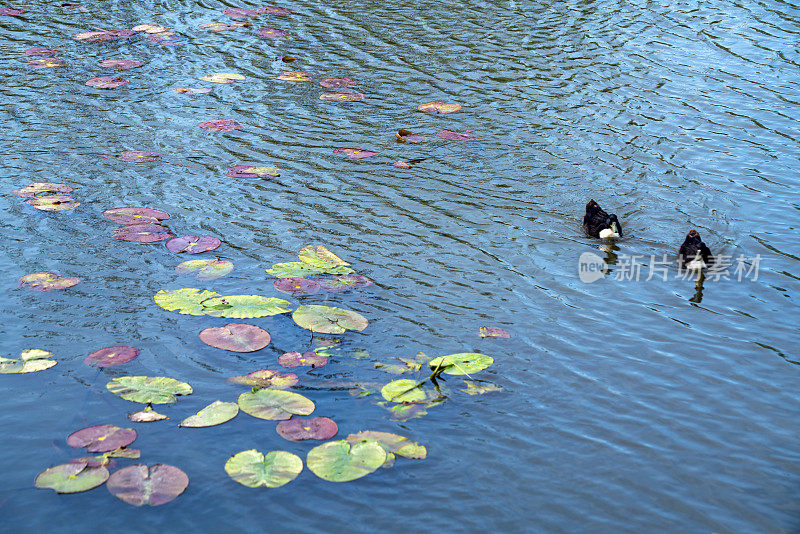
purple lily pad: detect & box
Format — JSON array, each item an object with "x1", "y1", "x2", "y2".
[
  {"x1": 112, "y1": 224, "x2": 173, "y2": 243},
  {"x1": 107, "y1": 464, "x2": 188, "y2": 506},
  {"x1": 172, "y1": 87, "x2": 211, "y2": 94},
  {"x1": 224, "y1": 7, "x2": 265, "y2": 18},
  {"x1": 74, "y1": 29, "x2": 135, "y2": 42},
  {"x1": 333, "y1": 147, "x2": 378, "y2": 159},
  {"x1": 18, "y1": 272, "x2": 80, "y2": 291},
  {"x1": 396, "y1": 129, "x2": 426, "y2": 143},
  {"x1": 99, "y1": 58, "x2": 144, "y2": 69},
  {"x1": 227, "y1": 369, "x2": 299, "y2": 389},
  {"x1": 436, "y1": 129, "x2": 483, "y2": 141},
  {"x1": 103, "y1": 207, "x2": 170, "y2": 224},
  {"x1": 199, "y1": 119, "x2": 242, "y2": 132},
  {"x1": 319, "y1": 77, "x2": 356, "y2": 88},
  {"x1": 67, "y1": 424, "x2": 137, "y2": 453},
  {"x1": 278, "y1": 351, "x2": 328, "y2": 368},
  {"x1": 25, "y1": 47, "x2": 60, "y2": 56},
  {"x1": 276, "y1": 416, "x2": 338, "y2": 442},
  {"x1": 320, "y1": 91, "x2": 365, "y2": 102},
  {"x1": 0, "y1": 6, "x2": 26, "y2": 15},
  {"x1": 84, "y1": 346, "x2": 139, "y2": 367},
  {"x1": 86, "y1": 76, "x2": 129, "y2": 89},
  {"x1": 165, "y1": 235, "x2": 221, "y2": 253},
  {"x1": 225, "y1": 165, "x2": 280, "y2": 178},
  {"x1": 274, "y1": 277, "x2": 321, "y2": 296},
  {"x1": 200, "y1": 323, "x2": 271, "y2": 352},
  {"x1": 257, "y1": 27, "x2": 291, "y2": 39},
  {"x1": 117, "y1": 150, "x2": 161, "y2": 162},
  {"x1": 264, "y1": 6, "x2": 293, "y2": 15},
  {"x1": 479, "y1": 326, "x2": 511, "y2": 338},
  {"x1": 13, "y1": 182, "x2": 73, "y2": 198},
  {"x1": 317, "y1": 274, "x2": 373, "y2": 292},
  {"x1": 26, "y1": 194, "x2": 79, "y2": 211},
  {"x1": 29, "y1": 58, "x2": 65, "y2": 67}
]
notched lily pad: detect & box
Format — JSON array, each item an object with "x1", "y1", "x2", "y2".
[
  {"x1": 199, "y1": 323, "x2": 270, "y2": 352},
  {"x1": 18, "y1": 272, "x2": 80, "y2": 291},
  {"x1": 306, "y1": 440, "x2": 386, "y2": 482},
  {"x1": 199, "y1": 120, "x2": 242, "y2": 132},
  {"x1": 104, "y1": 207, "x2": 169, "y2": 224},
  {"x1": 201, "y1": 295, "x2": 291, "y2": 318},
  {"x1": 333, "y1": 147, "x2": 377, "y2": 159},
  {"x1": 13, "y1": 182, "x2": 72, "y2": 198},
  {"x1": 107, "y1": 376, "x2": 193, "y2": 404},
  {"x1": 165, "y1": 235, "x2": 221, "y2": 253},
  {"x1": 345, "y1": 431, "x2": 427, "y2": 459},
  {"x1": 107, "y1": 464, "x2": 188, "y2": 506},
  {"x1": 274, "y1": 277, "x2": 321, "y2": 296},
  {"x1": 418, "y1": 101, "x2": 461, "y2": 113},
  {"x1": 238, "y1": 389, "x2": 314, "y2": 420},
  {"x1": 276, "y1": 416, "x2": 338, "y2": 442},
  {"x1": 429, "y1": 353, "x2": 493, "y2": 375},
  {"x1": 225, "y1": 449, "x2": 302, "y2": 488},
  {"x1": 112, "y1": 223, "x2": 172, "y2": 243},
  {"x1": 180, "y1": 400, "x2": 239, "y2": 427},
  {"x1": 292, "y1": 305, "x2": 368, "y2": 334},
  {"x1": 35, "y1": 462, "x2": 109, "y2": 494},
  {"x1": 154, "y1": 288, "x2": 220, "y2": 315},
  {"x1": 175, "y1": 258, "x2": 233, "y2": 281},
  {"x1": 227, "y1": 369, "x2": 298, "y2": 389},
  {"x1": 84, "y1": 346, "x2": 139, "y2": 367},
  {"x1": 278, "y1": 351, "x2": 328, "y2": 368},
  {"x1": 67, "y1": 424, "x2": 137, "y2": 453}
]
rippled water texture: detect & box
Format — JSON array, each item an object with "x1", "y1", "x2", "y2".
[{"x1": 1, "y1": 0, "x2": 799, "y2": 532}]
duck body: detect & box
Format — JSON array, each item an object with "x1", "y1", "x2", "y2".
[
  {"x1": 678, "y1": 229, "x2": 713, "y2": 270},
  {"x1": 583, "y1": 200, "x2": 622, "y2": 239}
]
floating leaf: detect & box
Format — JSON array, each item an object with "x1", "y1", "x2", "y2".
[
  {"x1": 147, "y1": 32, "x2": 182, "y2": 45},
  {"x1": 319, "y1": 77, "x2": 355, "y2": 88},
  {"x1": 278, "y1": 71, "x2": 313, "y2": 81},
  {"x1": 265, "y1": 261, "x2": 352, "y2": 278},
  {"x1": 226, "y1": 165, "x2": 280, "y2": 178},
  {"x1": 333, "y1": 147, "x2": 377, "y2": 159},
  {"x1": 317, "y1": 274, "x2": 372, "y2": 292},
  {"x1": 26, "y1": 195, "x2": 79, "y2": 211},
  {"x1": 306, "y1": 440, "x2": 386, "y2": 482},
  {"x1": 320, "y1": 92, "x2": 365, "y2": 102},
  {"x1": 199, "y1": 72, "x2": 245, "y2": 83},
  {"x1": 224, "y1": 7, "x2": 265, "y2": 18},
  {"x1": 104, "y1": 206, "x2": 169, "y2": 224},
  {"x1": 238, "y1": 389, "x2": 314, "y2": 420},
  {"x1": 107, "y1": 464, "x2": 188, "y2": 506},
  {"x1": 0, "y1": 349, "x2": 57, "y2": 374},
  {"x1": 107, "y1": 376, "x2": 193, "y2": 405},
  {"x1": 345, "y1": 431, "x2": 427, "y2": 459},
  {"x1": 13, "y1": 182, "x2": 72, "y2": 198},
  {"x1": 128, "y1": 406, "x2": 169, "y2": 422},
  {"x1": 175, "y1": 258, "x2": 232, "y2": 281},
  {"x1": 396, "y1": 129, "x2": 426, "y2": 143},
  {"x1": 199, "y1": 323, "x2": 270, "y2": 352},
  {"x1": 0, "y1": 6, "x2": 25, "y2": 15},
  {"x1": 479, "y1": 326, "x2": 510, "y2": 338},
  {"x1": 201, "y1": 295, "x2": 291, "y2": 319},
  {"x1": 274, "y1": 277, "x2": 321, "y2": 296},
  {"x1": 74, "y1": 29, "x2": 134, "y2": 41},
  {"x1": 429, "y1": 353, "x2": 493, "y2": 375},
  {"x1": 199, "y1": 21, "x2": 247, "y2": 31},
  {"x1": 112, "y1": 223, "x2": 172, "y2": 243},
  {"x1": 277, "y1": 417, "x2": 338, "y2": 442},
  {"x1": 381, "y1": 379, "x2": 426, "y2": 403},
  {"x1": 35, "y1": 462, "x2": 109, "y2": 494},
  {"x1": 165, "y1": 235, "x2": 221, "y2": 253},
  {"x1": 29, "y1": 58, "x2": 65, "y2": 67},
  {"x1": 154, "y1": 288, "x2": 220, "y2": 315},
  {"x1": 257, "y1": 27, "x2": 292, "y2": 39},
  {"x1": 116, "y1": 151, "x2": 161, "y2": 162},
  {"x1": 99, "y1": 58, "x2": 143, "y2": 69},
  {"x1": 67, "y1": 424, "x2": 137, "y2": 453},
  {"x1": 180, "y1": 400, "x2": 239, "y2": 427},
  {"x1": 84, "y1": 346, "x2": 139, "y2": 367},
  {"x1": 227, "y1": 369, "x2": 298, "y2": 389},
  {"x1": 172, "y1": 86, "x2": 212, "y2": 94},
  {"x1": 199, "y1": 119, "x2": 242, "y2": 132},
  {"x1": 132, "y1": 24, "x2": 169, "y2": 33},
  {"x1": 292, "y1": 305, "x2": 368, "y2": 334},
  {"x1": 436, "y1": 129, "x2": 482, "y2": 141},
  {"x1": 225, "y1": 450, "x2": 302, "y2": 488},
  {"x1": 18, "y1": 272, "x2": 80, "y2": 291},
  {"x1": 462, "y1": 381, "x2": 502, "y2": 395},
  {"x1": 299, "y1": 244, "x2": 350, "y2": 267},
  {"x1": 418, "y1": 101, "x2": 461, "y2": 113},
  {"x1": 278, "y1": 351, "x2": 328, "y2": 368},
  {"x1": 86, "y1": 76, "x2": 129, "y2": 89},
  {"x1": 26, "y1": 47, "x2": 59, "y2": 56}
]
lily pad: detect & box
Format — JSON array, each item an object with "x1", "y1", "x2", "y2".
[
  {"x1": 0, "y1": 6, "x2": 25, "y2": 15},
  {"x1": 86, "y1": 76, "x2": 129, "y2": 89},
  {"x1": 199, "y1": 120, "x2": 242, "y2": 132},
  {"x1": 104, "y1": 206, "x2": 169, "y2": 225},
  {"x1": 0, "y1": 349, "x2": 57, "y2": 374},
  {"x1": 13, "y1": 182, "x2": 72, "y2": 198},
  {"x1": 165, "y1": 235, "x2": 221, "y2": 253},
  {"x1": 226, "y1": 165, "x2": 280, "y2": 178},
  {"x1": 29, "y1": 58, "x2": 65, "y2": 67},
  {"x1": 180, "y1": 400, "x2": 239, "y2": 427},
  {"x1": 299, "y1": 244, "x2": 350, "y2": 267},
  {"x1": 227, "y1": 369, "x2": 298, "y2": 389},
  {"x1": 345, "y1": 431, "x2": 427, "y2": 459},
  {"x1": 292, "y1": 305, "x2": 368, "y2": 334},
  {"x1": 238, "y1": 389, "x2": 314, "y2": 420},
  {"x1": 107, "y1": 376, "x2": 193, "y2": 404},
  {"x1": 319, "y1": 77, "x2": 356, "y2": 88},
  {"x1": 26, "y1": 195, "x2": 79, "y2": 211},
  {"x1": 278, "y1": 351, "x2": 328, "y2": 368},
  {"x1": 257, "y1": 27, "x2": 292, "y2": 39},
  {"x1": 112, "y1": 223, "x2": 172, "y2": 242},
  {"x1": 199, "y1": 72, "x2": 245, "y2": 83},
  {"x1": 67, "y1": 424, "x2": 137, "y2": 453},
  {"x1": 224, "y1": 7, "x2": 265, "y2": 18},
  {"x1": 99, "y1": 58, "x2": 144, "y2": 69},
  {"x1": 18, "y1": 272, "x2": 80, "y2": 291},
  {"x1": 84, "y1": 346, "x2": 139, "y2": 367},
  {"x1": 265, "y1": 261, "x2": 352, "y2": 278},
  {"x1": 107, "y1": 464, "x2": 188, "y2": 506},
  {"x1": 392, "y1": 160, "x2": 412, "y2": 169},
  {"x1": 154, "y1": 288, "x2": 220, "y2": 315},
  {"x1": 25, "y1": 47, "x2": 59, "y2": 56},
  {"x1": 479, "y1": 326, "x2": 510, "y2": 338},
  {"x1": 274, "y1": 277, "x2": 321, "y2": 296},
  {"x1": 277, "y1": 71, "x2": 313, "y2": 81},
  {"x1": 199, "y1": 21, "x2": 247, "y2": 31},
  {"x1": 132, "y1": 24, "x2": 169, "y2": 33},
  {"x1": 396, "y1": 128, "x2": 426, "y2": 143},
  {"x1": 173, "y1": 87, "x2": 212, "y2": 94},
  {"x1": 333, "y1": 147, "x2": 377, "y2": 159},
  {"x1": 199, "y1": 323, "x2": 270, "y2": 352},
  {"x1": 201, "y1": 295, "x2": 291, "y2": 318},
  {"x1": 175, "y1": 258, "x2": 233, "y2": 281},
  {"x1": 462, "y1": 381, "x2": 502, "y2": 395},
  {"x1": 225, "y1": 450, "x2": 302, "y2": 488},
  {"x1": 428, "y1": 353, "x2": 493, "y2": 375},
  {"x1": 381, "y1": 379, "x2": 426, "y2": 403},
  {"x1": 117, "y1": 151, "x2": 161, "y2": 162},
  {"x1": 74, "y1": 29, "x2": 134, "y2": 41},
  {"x1": 276, "y1": 416, "x2": 338, "y2": 442},
  {"x1": 436, "y1": 129, "x2": 482, "y2": 141},
  {"x1": 35, "y1": 462, "x2": 109, "y2": 494},
  {"x1": 320, "y1": 92, "x2": 365, "y2": 102},
  {"x1": 306, "y1": 440, "x2": 386, "y2": 482},
  {"x1": 128, "y1": 406, "x2": 169, "y2": 422},
  {"x1": 317, "y1": 274, "x2": 372, "y2": 292},
  {"x1": 418, "y1": 101, "x2": 461, "y2": 113}
]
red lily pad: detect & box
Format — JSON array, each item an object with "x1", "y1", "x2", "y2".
[
  {"x1": 199, "y1": 21, "x2": 247, "y2": 31},
  {"x1": 165, "y1": 235, "x2": 221, "y2": 253},
  {"x1": 418, "y1": 101, "x2": 461, "y2": 113},
  {"x1": 479, "y1": 326, "x2": 510, "y2": 338},
  {"x1": 199, "y1": 119, "x2": 242, "y2": 132},
  {"x1": 264, "y1": 6, "x2": 293, "y2": 14},
  {"x1": 99, "y1": 58, "x2": 144, "y2": 69},
  {"x1": 317, "y1": 274, "x2": 373, "y2": 292},
  {"x1": 18, "y1": 272, "x2": 80, "y2": 291},
  {"x1": 224, "y1": 7, "x2": 265, "y2": 18},
  {"x1": 227, "y1": 369, "x2": 298, "y2": 389},
  {"x1": 333, "y1": 147, "x2": 378, "y2": 159},
  {"x1": 67, "y1": 424, "x2": 137, "y2": 452},
  {"x1": 396, "y1": 129, "x2": 426, "y2": 143},
  {"x1": 26, "y1": 195, "x2": 79, "y2": 211},
  {"x1": 274, "y1": 277, "x2": 321, "y2": 296},
  {"x1": 112, "y1": 224, "x2": 173, "y2": 243},
  {"x1": 172, "y1": 87, "x2": 211, "y2": 94},
  {"x1": 84, "y1": 346, "x2": 139, "y2": 367},
  {"x1": 276, "y1": 416, "x2": 338, "y2": 442},
  {"x1": 107, "y1": 464, "x2": 188, "y2": 506},
  {"x1": 25, "y1": 47, "x2": 60, "y2": 56},
  {"x1": 225, "y1": 165, "x2": 280, "y2": 178},
  {"x1": 278, "y1": 351, "x2": 328, "y2": 368},
  {"x1": 13, "y1": 182, "x2": 72, "y2": 198},
  {"x1": 436, "y1": 129, "x2": 483, "y2": 141},
  {"x1": 199, "y1": 323, "x2": 270, "y2": 352},
  {"x1": 103, "y1": 207, "x2": 169, "y2": 224},
  {"x1": 257, "y1": 28, "x2": 291, "y2": 39},
  {"x1": 29, "y1": 58, "x2": 65, "y2": 67},
  {"x1": 319, "y1": 77, "x2": 356, "y2": 88},
  {"x1": 86, "y1": 76, "x2": 129, "y2": 89},
  {"x1": 320, "y1": 92, "x2": 365, "y2": 102},
  {"x1": 0, "y1": 6, "x2": 25, "y2": 15},
  {"x1": 75, "y1": 29, "x2": 135, "y2": 42},
  {"x1": 117, "y1": 150, "x2": 161, "y2": 162}
]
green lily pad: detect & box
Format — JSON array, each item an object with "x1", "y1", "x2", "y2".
[
  {"x1": 238, "y1": 389, "x2": 314, "y2": 420},
  {"x1": 306, "y1": 440, "x2": 386, "y2": 482},
  {"x1": 107, "y1": 376, "x2": 193, "y2": 404},
  {"x1": 265, "y1": 261, "x2": 353, "y2": 278},
  {"x1": 292, "y1": 305, "x2": 368, "y2": 334},
  {"x1": 298, "y1": 245, "x2": 350, "y2": 268},
  {"x1": 35, "y1": 461, "x2": 110, "y2": 493},
  {"x1": 175, "y1": 258, "x2": 233, "y2": 281},
  {"x1": 201, "y1": 295, "x2": 291, "y2": 318},
  {"x1": 224, "y1": 449, "x2": 303, "y2": 488},
  {"x1": 381, "y1": 379, "x2": 426, "y2": 403},
  {"x1": 0, "y1": 349, "x2": 57, "y2": 374},
  {"x1": 345, "y1": 431, "x2": 427, "y2": 459},
  {"x1": 429, "y1": 353, "x2": 493, "y2": 375},
  {"x1": 180, "y1": 400, "x2": 239, "y2": 428},
  {"x1": 154, "y1": 288, "x2": 220, "y2": 315}
]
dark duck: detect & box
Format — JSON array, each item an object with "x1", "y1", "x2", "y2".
[
  {"x1": 583, "y1": 200, "x2": 622, "y2": 239},
  {"x1": 678, "y1": 229, "x2": 714, "y2": 270}
]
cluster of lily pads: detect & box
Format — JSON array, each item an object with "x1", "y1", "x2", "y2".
[{"x1": 13, "y1": 182, "x2": 79, "y2": 211}]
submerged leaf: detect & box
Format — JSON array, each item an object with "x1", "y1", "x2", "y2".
[
  {"x1": 292, "y1": 305, "x2": 368, "y2": 334},
  {"x1": 106, "y1": 464, "x2": 188, "y2": 506},
  {"x1": 462, "y1": 381, "x2": 502, "y2": 395},
  {"x1": 225, "y1": 449, "x2": 302, "y2": 488},
  {"x1": 154, "y1": 288, "x2": 220, "y2": 315},
  {"x1": 306, "y1": 440, "x2": 386, "y2": 482},
  {"x1": 199, "y1": 323, "x2": 270, "y2": 352},
  {"x1": 180, "y1": 400, "x2": 239, "y2": 428},
  {"x1": 107, "y1": 376, "x2": 193, "y2": 404},
  {"x1": 238, "y1": 389, "x2": 314, "y2": 420}
]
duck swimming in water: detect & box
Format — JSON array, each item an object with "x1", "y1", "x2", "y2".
[
  {"x1": 678, "y1": 229, "x2": 714, "y2": 270},
  {"x1": 583, "y1": 200, "x2": 622, "y2": 239}
]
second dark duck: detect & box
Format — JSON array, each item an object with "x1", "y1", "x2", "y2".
[
  {"x1": 678, "y1": 229, "x2": 714, "y2": 270},
  {"x1": 583, "y1": 200, "x2": 622, "y2": 239}
]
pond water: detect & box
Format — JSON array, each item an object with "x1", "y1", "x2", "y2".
[{"x1": 1, "y1": 0, "x2": 799, "y2": 532}]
